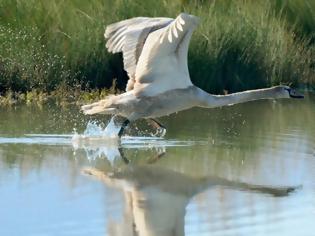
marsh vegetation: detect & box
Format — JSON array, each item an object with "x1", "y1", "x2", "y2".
[
  {"x1": 0, "y1": 95, "x2": 314, "y2": 235},
  {"x1": 0, "y1": 0, "x2": 314, "y2": 105}
]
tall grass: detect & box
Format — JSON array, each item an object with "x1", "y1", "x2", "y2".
[
  {"x1": 271, "y1": 0, "x2": 315, "y2": 42},
  {"x1": 0, "y1": 0, "x2": 314, "y2": 95},
  {"x1": 187, "y1": 0, "x2": 314, "y2": 93}
]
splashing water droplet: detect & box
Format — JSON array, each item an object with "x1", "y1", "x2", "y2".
[
  {"x1": 80, "y1": 116, "x2": 121, "y2": 138},
  {"x1": 71, "y1": 116, "x2": 121, "y2": 150},
  {"x1": 103, "y1": 117, "x2": 121, "y2": 137},
  {"x1": 71, "y1": 117, "x2": 122, "y2": 163},
  {"x1": 83, "y1": 121, "x2": 105, "y2": 137}
]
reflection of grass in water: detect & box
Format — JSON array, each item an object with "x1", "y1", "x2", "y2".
[
  {"x1": 161, "y1": 94, "x2": 314, "y2": 173},
  {"x1": 0, "y1": 0, "x2": 314, "y2": 96}
]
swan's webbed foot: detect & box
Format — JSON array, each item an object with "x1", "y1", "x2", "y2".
[{"x1": 118, "y1": 119, "x2": 130, "y2": 137}]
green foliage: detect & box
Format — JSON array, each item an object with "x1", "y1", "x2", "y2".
[
  {"x1": 0, "y1": 0, "x2": 314, "y2": 95},
  {"x1": 271, "y1": 0, "x2": 315, "y2": 42},
  {"x1": 187, "y1": 0, "x2": 314, "y2": 93},
  {"x1": 0, "y1": 86, "x2": 113, "y2": 107}
]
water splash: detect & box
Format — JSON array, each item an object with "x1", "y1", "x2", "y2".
[
  {"x1": 0, "y1": 115, "x2": 207, "y2": 163},
  {"x1": 72, "y1": 119, "x2": 203, "y2": 163},
  {"x1": 72, "y1": 117, "x2": 121, "y2": 145},
  {"x1": 81, "y1": 145, "x2": 121, "y2": 164},
  {"x1": 82, "y1": 117, "x2": 121, "y2": 138},
  {"x1": 72, "y1": 118, "x2": 122, "y2": 160}
]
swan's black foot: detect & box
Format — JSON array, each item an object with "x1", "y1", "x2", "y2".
[
  {"x1": 148, "y1": 119, "x2": 167, "y2": 137},
  {"x1": 118, "y1": 119, "x2": 130, "y2": 137}
]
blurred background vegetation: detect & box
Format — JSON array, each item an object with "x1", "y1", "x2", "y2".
[{"x1": 0, "y1": 0, "x2": 314, "y2": 99}]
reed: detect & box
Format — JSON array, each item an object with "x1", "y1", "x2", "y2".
[{"x1": 0, "y1": 0, "x2": 314, "y2": 97}]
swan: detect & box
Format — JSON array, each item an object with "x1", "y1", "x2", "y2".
[{"x1": 82, "y1": 13, "x2": 303, "y2": 137}]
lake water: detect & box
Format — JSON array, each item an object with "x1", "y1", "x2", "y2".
[{"x1": 0, "y1": 94, "x2": 314, "y2": 236}]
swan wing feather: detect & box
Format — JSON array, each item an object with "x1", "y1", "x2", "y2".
[
  {"x1": 105, "y1": 17, "x2": 173, "y2": 91},
  {"x1": 133, "y1": 13, "x2": 200, "y2": 96}
]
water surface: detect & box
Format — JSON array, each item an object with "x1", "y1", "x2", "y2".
[{"x1": 0, "y1": 94, "x2": 314, "y2": 236}]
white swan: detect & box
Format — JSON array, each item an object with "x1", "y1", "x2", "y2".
[{"x1": 82, "y1": 13, "x2": 303, "y2": 137}]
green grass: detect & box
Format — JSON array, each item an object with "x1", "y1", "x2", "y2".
[
  {"x1": 271, "y1": 0, "x2": 315, "y2": 42},
  {"x1": 0, "y1": 0, "x2": 314, "y2": 97},
  {"x1": 187, "y1": 0, "x2": 314, "y2": 93}
]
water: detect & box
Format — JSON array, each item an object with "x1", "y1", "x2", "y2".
[{"x1": 0, "y1": 94, "x2": 314, "y2": 236}]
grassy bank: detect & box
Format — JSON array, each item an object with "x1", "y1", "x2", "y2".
[
  {"x1": 0, "y1": 84, "x2": 119, "y2": 107},
  {"x1": 0, "y1": 0, "x2": 314, "y2": 99}
]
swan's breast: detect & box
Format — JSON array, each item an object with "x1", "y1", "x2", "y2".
[{"x1": 136, "y1": 86, "x2": 199, "y2": 118}]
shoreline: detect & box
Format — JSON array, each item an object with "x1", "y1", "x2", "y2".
[{"x1": 1, "y1": 85, "x2": 313, "y2": 108}]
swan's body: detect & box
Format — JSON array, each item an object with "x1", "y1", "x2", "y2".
[{"x1": 82, "y1": 13, "x2": 303, "y2": 136}]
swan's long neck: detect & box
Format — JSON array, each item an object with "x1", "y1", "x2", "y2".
[{"x1": 196, "y1": 86, "x2": 287, "y2": 108}]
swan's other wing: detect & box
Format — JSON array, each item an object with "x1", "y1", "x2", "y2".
[
  {"x1": 105, "y1": 17, "x2": 173, "y2": 91},
  {"x1": 133, "y1": 13, "x2": 200, "y2": 97}
]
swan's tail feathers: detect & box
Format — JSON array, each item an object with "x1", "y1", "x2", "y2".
[{"x1": 81, "y1": 99, "x2": 117, "y2": 115}]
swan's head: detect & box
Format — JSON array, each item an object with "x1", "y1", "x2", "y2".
[{"x1": 275, "y1": 86, "x2": 304, "y2": 99}]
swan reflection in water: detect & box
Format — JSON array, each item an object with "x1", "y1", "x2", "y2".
[{"x1": 79, "y1": 140, "x2": 300, "y2": 236}]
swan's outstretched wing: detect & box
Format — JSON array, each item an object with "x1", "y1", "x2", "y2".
[
  {"x1": 105, "y1": 17, "x2": 173, "y2": 91},
  {"x1": 133, "y1": 13, "x2": 200, "y2": 96}
]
